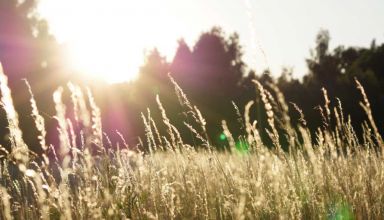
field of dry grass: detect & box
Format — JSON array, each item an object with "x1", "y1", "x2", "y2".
[{"x1": 0, "y1": 64, "x2": 383, "y2": 219}]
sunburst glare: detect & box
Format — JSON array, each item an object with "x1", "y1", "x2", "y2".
[{"x1": 38, "y1": 0, "x2": 197, "y2": 83}]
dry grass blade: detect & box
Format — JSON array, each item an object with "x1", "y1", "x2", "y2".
[{"x1": 0, "y1": 64, "x2": 383, "y2": 219}]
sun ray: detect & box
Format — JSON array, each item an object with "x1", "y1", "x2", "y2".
[{"x1": 38, "y1": 0, "x2": 183, "y2": 83}]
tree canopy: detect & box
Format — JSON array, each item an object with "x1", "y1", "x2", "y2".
[{"x1": 0, "y1": 1, "x2": 383, "y2": 151}]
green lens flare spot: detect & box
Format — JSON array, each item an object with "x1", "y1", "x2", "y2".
[
  {"x1": 219, "y1": 133, "x2": 226, "y2": 141},
  {"x1": 236, "y1": 140, "x2": 249, "y2": 154}
]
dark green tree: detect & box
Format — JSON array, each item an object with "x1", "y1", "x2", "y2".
[{"x1": 0, "y1": 0, "x2": 63, "y2": 153}]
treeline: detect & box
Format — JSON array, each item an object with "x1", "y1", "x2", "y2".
[
  {"x1": 0, "y1": 0, "x2": 383, "y2": 153},
  {"x1": 115, "y1": 28, "x2": 384, "y2": 149}
]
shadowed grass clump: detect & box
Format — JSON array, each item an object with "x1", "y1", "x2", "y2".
[{"x1": 0, "y1": 63, "x2": 383, "y2": 219}]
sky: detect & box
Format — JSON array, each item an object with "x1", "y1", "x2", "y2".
[{"x1": 38, "y1": 0, "x2": 384, "y2": 83}]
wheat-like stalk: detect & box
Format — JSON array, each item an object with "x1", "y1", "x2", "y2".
[{"x1": 0, "y1": 64, "x2": 383, "y2": 219}]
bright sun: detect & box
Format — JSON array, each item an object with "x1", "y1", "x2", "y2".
[
  {"x1": 66, "y1": 31, "x2": 143, "y2": 83},
  {"x1": 38, "y1": 0, "x2": 194, "y2": 83}
]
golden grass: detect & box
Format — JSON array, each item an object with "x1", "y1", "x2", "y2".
[{"x1": 0, "y1": 63, "x2": 383, "y2": 219}]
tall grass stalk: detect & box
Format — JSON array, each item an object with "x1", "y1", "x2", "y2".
[{"x1": 0, "y1": 64, "x2": 383, "y2": 219}]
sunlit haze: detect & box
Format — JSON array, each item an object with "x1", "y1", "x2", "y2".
[{"x1": 38, "y1": 0, "x2": 384, "y2": 83}]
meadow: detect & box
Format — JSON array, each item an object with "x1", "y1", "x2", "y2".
[{"x1": 0, "y1": 65, "x2": 383, "y2": 220}]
